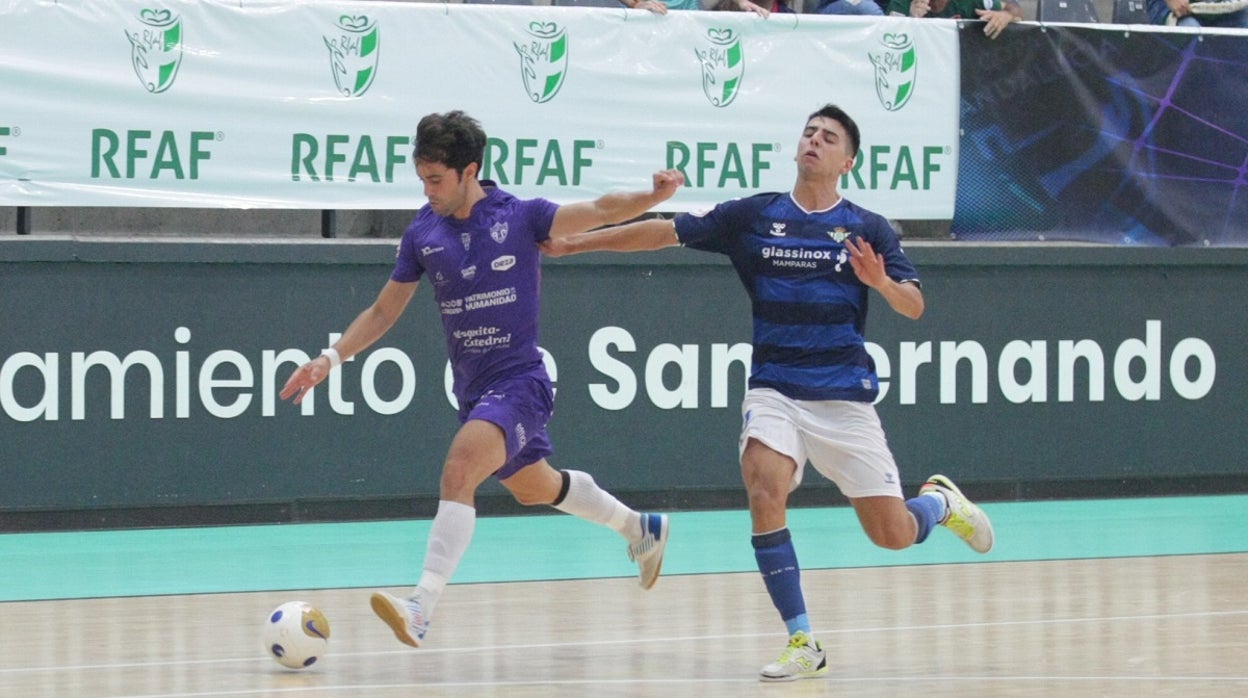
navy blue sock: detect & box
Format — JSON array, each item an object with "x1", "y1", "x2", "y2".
[
  {"x1": 906, "y1": 492, "x2": 945, "y2": 544},
  {"x1": 752, "y1": 528, "x2": 809, "y2": 636}
]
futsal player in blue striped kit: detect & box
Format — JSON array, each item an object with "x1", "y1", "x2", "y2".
[{"x1": 546, "y1": 104, "x2": 995, "y2": 681}]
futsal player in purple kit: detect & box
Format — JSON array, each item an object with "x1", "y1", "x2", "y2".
[
  {"x1": 545, "y1": 104, "x2": 995, "y2": 681},
  {"x1": 280, "y1": 111, "x2": 684, "y2": 648}
]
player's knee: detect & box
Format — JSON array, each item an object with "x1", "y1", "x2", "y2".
[{"x1": 439, "y1": 457, "x2": 480, "y2": 500}]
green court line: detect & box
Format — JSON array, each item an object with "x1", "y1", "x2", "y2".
[{"x1": 1, "y1": 495, "x2": 1244, "y2": 602}]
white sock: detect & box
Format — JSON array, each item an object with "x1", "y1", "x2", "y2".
[
  {"x1": 412, "y1": 499, "x2": 476, "y2": 618},
  {"x1": 553, "y1": 470, "x2": 642, "y2": 543}
]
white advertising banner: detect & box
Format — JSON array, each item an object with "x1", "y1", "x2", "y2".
[{"x1": 0, "y1": 0, "x2": 960, "y2": 217}]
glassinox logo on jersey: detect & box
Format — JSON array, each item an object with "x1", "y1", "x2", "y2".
[
  {"x1": 125, "y1": 8, "x2": 184, "y2": 94},
  {"x1": 695, "y1": 28, "x2": 744, "y2": 108},
  {"x1": 324, "y1": 15, "x2": 380, "y2": 98},
  {"x1": 515, "y1": 22, "x2": 568, "y2": 104},
  {"x1": 868, "y1": 33, "x2": 916, "y2": 112}
]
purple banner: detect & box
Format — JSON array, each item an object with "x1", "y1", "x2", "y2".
[{"x1": 955, "y1": 25, "x2": 1248, "y2": 246}]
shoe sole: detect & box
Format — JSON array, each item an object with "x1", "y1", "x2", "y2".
[
  {"x1": 759, "y1": 668, "x2": 829, "y2": 682},
  {"x1": 370, "y1": 593, "x2": 421, "y2": 648},
  {"x1": 639, "y1": 514, "x2": 669, "y2": 591},
  {"x1": 923, "y1": 474, "x2": 995, "y2": 554}
]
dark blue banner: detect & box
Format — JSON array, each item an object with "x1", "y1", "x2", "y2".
[{"x1": 955, "y1": 25, "x2": 1248, "y2": 246}]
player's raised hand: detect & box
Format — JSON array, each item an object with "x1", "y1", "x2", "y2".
[
  {"x1": 280, "y1": 356, "x2": 331, "y2": 405},
  {"x1": 845, "y1": 236, "x2": 887, "y2": 289},
  {"x1": 652, "y1": 169, "x2": 685, "y2": 202}
]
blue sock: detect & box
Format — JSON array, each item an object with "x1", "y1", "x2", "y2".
[
  {"x1": 906, "y1": 492, "x2": 946, "y2": 544},
  {"x1": 752, "y1": 528, "x2": 809, "y2": 636}
]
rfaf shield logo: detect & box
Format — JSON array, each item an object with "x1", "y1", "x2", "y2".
[
  {"x1": 324, "y1": 15, "x2": 380, "y2": 97},
  {"x1": 515, "y1": 22, "x2": 568, "y2": 104},
  {"x1": 126, "y1": 9, "x2": 183, "y2": 94},
  {"x1": 695, "y1": 29, "x2": 744, "y2": 108},
  {"x1": 868, "y1": 33, "x2": 917, "y2": 112}
]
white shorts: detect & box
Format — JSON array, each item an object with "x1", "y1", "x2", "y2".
[{"x1": 739, "y1": 387, "x2": 904, "y2": 499}]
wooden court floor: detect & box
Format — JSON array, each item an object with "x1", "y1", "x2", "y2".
[{"x1": 2, "y1": 552, "x2": 1246, "y2": 697}]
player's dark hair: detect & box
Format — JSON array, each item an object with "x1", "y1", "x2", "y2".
[
  {"x1": 806, "y1": 104, "x2": 860, "y2": 158},
  {"x1": 414, "y1": 111, "x2": 486, "y2": 177}
]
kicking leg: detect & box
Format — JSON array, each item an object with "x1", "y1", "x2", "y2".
[{"x1": 372, "y1": 419, "x2": 504, "y2": 647}]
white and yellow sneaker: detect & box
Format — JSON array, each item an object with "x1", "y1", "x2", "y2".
[
  {"x1": 920, "y1": 474, "x2": 995, "y2": 553},
  {"x1": 759, "y1": 631, "x2": 828, "y2": 682}
]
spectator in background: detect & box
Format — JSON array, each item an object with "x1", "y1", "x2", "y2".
[
  {"x1": 712, "y1": 0, "x2": 795, "y2": 12},
  {"x1": 889, "y1": 0, "x2": 1023, "y2": 40},
  {"x1": 1146, "y1": 0, "x2": 1248, "y2": 27},
  {"x1": 628, "y1": 0, "x2": 774, "y2": 14},
  {"x1": 816, "y1": 0, "x2": 885, "y2": 15}
]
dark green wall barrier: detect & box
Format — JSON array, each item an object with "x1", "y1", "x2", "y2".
[{"x1": 2, "y1": 240, "x2": 1246, "y2": 528}]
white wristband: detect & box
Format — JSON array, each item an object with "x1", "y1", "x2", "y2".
[{"x1": 320, "y1": 347, "x2": 342, "y2": 368}]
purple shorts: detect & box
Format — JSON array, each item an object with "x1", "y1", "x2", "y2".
[{"x1": 459, "y1": 374, "x2": 554, "y2": 480}]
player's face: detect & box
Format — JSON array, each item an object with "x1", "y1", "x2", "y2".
[
  {"x1": 416, "y1": 160, "x2": 474, "y2": 219},
  {"x1": 796, "y1": 117, "x2": 856, "y2": 180}
]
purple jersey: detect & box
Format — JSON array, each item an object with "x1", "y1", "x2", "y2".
[{"x1": 391, "y1": 182, "x2": 557, "y2": 405}]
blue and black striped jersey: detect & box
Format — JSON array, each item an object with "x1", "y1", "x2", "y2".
[{"x1": 674, "y1": 192, "x2": 918, "y2": 402}]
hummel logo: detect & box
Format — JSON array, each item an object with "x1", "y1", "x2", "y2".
[{"x1": 769, "y1": 223, "x2": 787, "y2": 237}]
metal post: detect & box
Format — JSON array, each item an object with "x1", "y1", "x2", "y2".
[
  {"x1": 321, "y1": 210, "x2": 336, "y2": 238},
  {"x1": 16, "y1": 207, "x2": 31, "y2": 235}
]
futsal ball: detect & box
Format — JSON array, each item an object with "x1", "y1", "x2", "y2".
[{"x1": 262, "y1": 601, "x2": 330, "y2": 669}]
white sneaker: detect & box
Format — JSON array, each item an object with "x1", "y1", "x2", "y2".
[
  {"x1": 627, "y1": 513, "x2": 669, "y2": 590},
  {"x1": 920, "y1": 474, "x2": 995, "y2": 553},
  {"x1": 370, "y1": 591, "x2": 428, "y2": 648},
  {"x1": 759, "y1": 631, "x2": 828, "y2": 682}
]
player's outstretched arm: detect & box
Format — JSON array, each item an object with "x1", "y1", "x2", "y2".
[
  {"x1": 280, "y1": 279, "x2": 418, "y2": 404},
  {"x1": 542, "y1": 217, "x2": 680, "y2": 257},
  {"x1": 548, "y1": 169, "x2": 684, "y2": 239}
]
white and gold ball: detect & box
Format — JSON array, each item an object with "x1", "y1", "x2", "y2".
[{"x1": 261, "y1": 601, "x2": 330, "y2": 669}]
